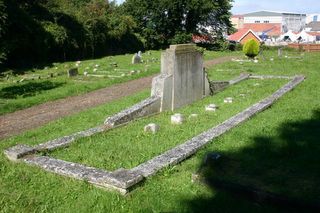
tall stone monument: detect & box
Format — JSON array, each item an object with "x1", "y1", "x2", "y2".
[
  {"x1": 151, "y1": 44, "x2": 210, "y2": 112},
  {"x1": 105, "y1": 44, "x2": 210, "y2": 126}
]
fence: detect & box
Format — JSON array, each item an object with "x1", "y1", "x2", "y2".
[{"x1": 288, "y1": 43, "x2": 320, "y2": 52}]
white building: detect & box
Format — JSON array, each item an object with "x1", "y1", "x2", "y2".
[
  {"x1": 243, "y1": 11, "x2": 306, "y2": 32},
  {"x1": 306, "y1": 14, "x2": 320, "y2": 24}
]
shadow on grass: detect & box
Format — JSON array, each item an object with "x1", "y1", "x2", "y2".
[
  {"x1": 185, "y1": 110, "x2": 320, "y2": 213},
  {"x1": 0, "y1": 81, "x2": 65, "y2": 99}
]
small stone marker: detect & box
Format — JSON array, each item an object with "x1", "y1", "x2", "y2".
[
  {"x1": 68, "y1": 68, "x2": 78, "y2": 77},
  {"x1": 132, "y1": 53, "x2": 141, "y2": 64},
  {"x1": 278, "y1": 48, "x2": 283, "y2": 57},
  {"x1": 205, "y1": 104, "x2": 218, "y2": 112},
  {"x1": 84, "y1": 71, "x2": 88, "y2": 76},
  {"x1": 138, "y1": 51, "x2": 142, "y2": 57},
  {"x1": 144, "y1": 123, "x2": 160, "y2": 134},
  {"x1": 171, "y1": 113, "x2": 184, "y2": 125},
  {"x1": 253, "y1": 59, "x2": 258, "y2": 63},
  {"x1": 224, "y1": 97, "x2": 233, "y2": 103}
]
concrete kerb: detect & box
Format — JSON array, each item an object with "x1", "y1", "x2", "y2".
[{"x1": 4, "y1": 75, "x2": 305, "y2": 194}]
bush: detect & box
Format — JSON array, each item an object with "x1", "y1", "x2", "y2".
[
  {"x1": 169, "y1": 32, "x2": 192, "y2": 45},
  {"x1": 243, "y1": 39, "x2": 260, "y2": 58}
]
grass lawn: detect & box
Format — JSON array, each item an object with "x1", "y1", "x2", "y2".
[
  {"x1": 0, "y1": 51, "x2": 161, "y2": 115},
  {"x1": 0, "y1": 49, "x2": 320, "y2": 212},
  {"x1": 0, "y1": 50, "x2": 239, "y2": 115}
]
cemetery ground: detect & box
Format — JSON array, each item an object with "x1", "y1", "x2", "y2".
[
  {"x1": 0, "y1": 51, "x2": 234, "y2": 116},
  {"x1": 0, "y1": 49, "x2": 320, "y2": 212}
]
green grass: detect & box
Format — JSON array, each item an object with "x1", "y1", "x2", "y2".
[
  {"x1": 1, "y1": 50, "x2": 320, "y2": 212},
  {"x1": 49, "y1": 78, "x2": 287, "y2": 171},
  {"x1": 0, "y1": 50, "x2": 237, "y2": 115},
  {"x1": 0, "y1": 51, "x2": 161, "y2": 115}
]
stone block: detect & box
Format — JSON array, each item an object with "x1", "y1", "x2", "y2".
[
  {"x1": 171, "y1": 113, "x2": 184, "y2": 125},
  {"x1": 132, "y1": 53, "x2": 141, "y2": 64},
  {"x1": 4, "y1": 144, "x2": 36, "y2": 161},
  {"x1": 68, "y1": 68, "x2": 78, "y2": 77},
  {"x1": 205, "y1": 104, "x2": 218, "y2": 112},
  {"x1": 224, "y1": 97, "x2": 233, "y2": 103},
  {"x1": 144, "y1": 123, "x2": 160, "y2": 134}
]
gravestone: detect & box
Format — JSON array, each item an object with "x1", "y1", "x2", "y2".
[
  {"x1": 171, "y1": 113, "x2": 184, "y2": 125},
  {"x1": 144, "y1": 123, "x2": 160, "y2": 134},
  {"x1": 105, "y1": 44, "x2": 210, "y2": 127},
  {"x1": 68, "y1": 68, "x2": 78, "y2": 77},
  {"x1": 278, "y1": 47, "x2": 283, "y2": 57},
  {"x1": 138, "y1": 51, "x2": 142, "y2": 57},
  {"x1": 151, "y1": 44, "x2": 210, "y2": 112},
  {"x1": 132, "y1": 53, "x2": 141, "y2": 64}
]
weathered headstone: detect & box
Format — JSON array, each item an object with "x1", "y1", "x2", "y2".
[
  {"x1": 278, "y1": 48, "x2": 283, "y2": 57},
  {"x1": 132, "y1": 53, "x2": 141, "y2": 64},
  {"x1": 105, "y1": 44, "x2": 210, "y2": 127},
  {"x1": 205, "y1": 104, "x2": 218, "y2": 112},
  {"x1": 144, "y1": 123, "x2": 160, "y2": 134},
  {"x1": 68, "y1": 68, "x2": 78, "y2": 77},
  {"x1": 151, "y1": 44, "x2": 210, "y2": 112},
  {"x1": 171, "y1": 113, "x2": 184, "y2": 125},
  {"x1": 138, "y1": 51, "x2": 142, "y2": 57},
  {"x1": 224, "y1": 97, "x2": 233, "y2": 103}
]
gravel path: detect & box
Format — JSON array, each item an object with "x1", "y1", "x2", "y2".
[{"x1": 0, "y1": 56, "x2": 236, "y2": 139}]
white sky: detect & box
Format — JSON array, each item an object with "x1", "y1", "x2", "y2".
[{"x1": 114, "y1": 0, "x2": 320, "y2": 15}]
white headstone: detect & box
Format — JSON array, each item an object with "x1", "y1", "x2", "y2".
[
  {"x1": 224, "y1": 97, "x2": 233, "y2": 103},
  {"x1": 132, "y1": 53, "x2": 141, "y2": 64},
  {"x1": 205, "y1": 104, "x2": 218, "y2": 112},
  {"x1": 144, "y1": 123, "x2": 160, "y2": 134},
  {"x1": 171, "y1": 113, "x2": 184, "y2": 125}
]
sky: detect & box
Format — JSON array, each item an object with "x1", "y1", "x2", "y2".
[{"x1": 115, "y1": 0, "x2": 320, "y2": 15}]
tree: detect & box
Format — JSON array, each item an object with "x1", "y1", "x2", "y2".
[
  {"x1": 0, "y1": 0, "x2": 8, "y2": 64},
  {"x1": 122, "y1": 0, "x2": 234, "y2": 49}
]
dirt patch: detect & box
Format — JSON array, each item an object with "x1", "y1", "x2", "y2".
[{"x1": 0, "y1": 56, "x2": 237, "y2": 140}]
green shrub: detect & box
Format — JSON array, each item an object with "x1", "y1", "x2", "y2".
[
  {"x1": 243, "y1": 39, "x2": 260, "y2": 58},
  {"x1": 169, "y1": 32, "x2": 192, "y2": 45}
]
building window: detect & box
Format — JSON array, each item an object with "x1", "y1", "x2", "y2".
[
  {"x1": 255, "y1": 21, "x2": 260, "y2": 23},
  {"x1": 264, "y1": 21, "x2": 270, "y2": 23}
]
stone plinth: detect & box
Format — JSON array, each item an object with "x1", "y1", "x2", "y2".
[{"x1": 152, "y1": 44, "x2": 210, "y2": 112}]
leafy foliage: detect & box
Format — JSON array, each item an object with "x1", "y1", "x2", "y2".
[
  {"x1": 0, "y1": 0, "x2": 8, "y2": 64},
  {"x1": 243, "y1": 39, "x2": 260, "y2": 59},
  {"x1": 0, "y1": 0, "x2": 233, "y2": 70},
  {"x1": 122, "y1": 0, "x2": 234, "y2": 49}
]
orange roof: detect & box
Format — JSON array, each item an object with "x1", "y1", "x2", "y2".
[
  {"x1": 243, "y1": 23, "x2": 282, "y2": 36},
  {"x1": 228, "y1": 29, "x2": 261, "y2": 42},
  {"x1": 232, "y1": 15, "x2": 244, "y2": 18}
]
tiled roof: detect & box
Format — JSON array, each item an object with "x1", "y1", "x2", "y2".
[
  {"x1": 243, "y1": 23, "x2": 282, "y2": 36},
  {"x1": 232, "y1": 15, "x2": 244, "y2": 18},
  {"x1": 228, "y1": 29, "x2": 261, "y2": 42}
]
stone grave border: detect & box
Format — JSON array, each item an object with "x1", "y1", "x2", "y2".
[{"x1": 4, "y1": 75, "x2": 305, "y2": 194}]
